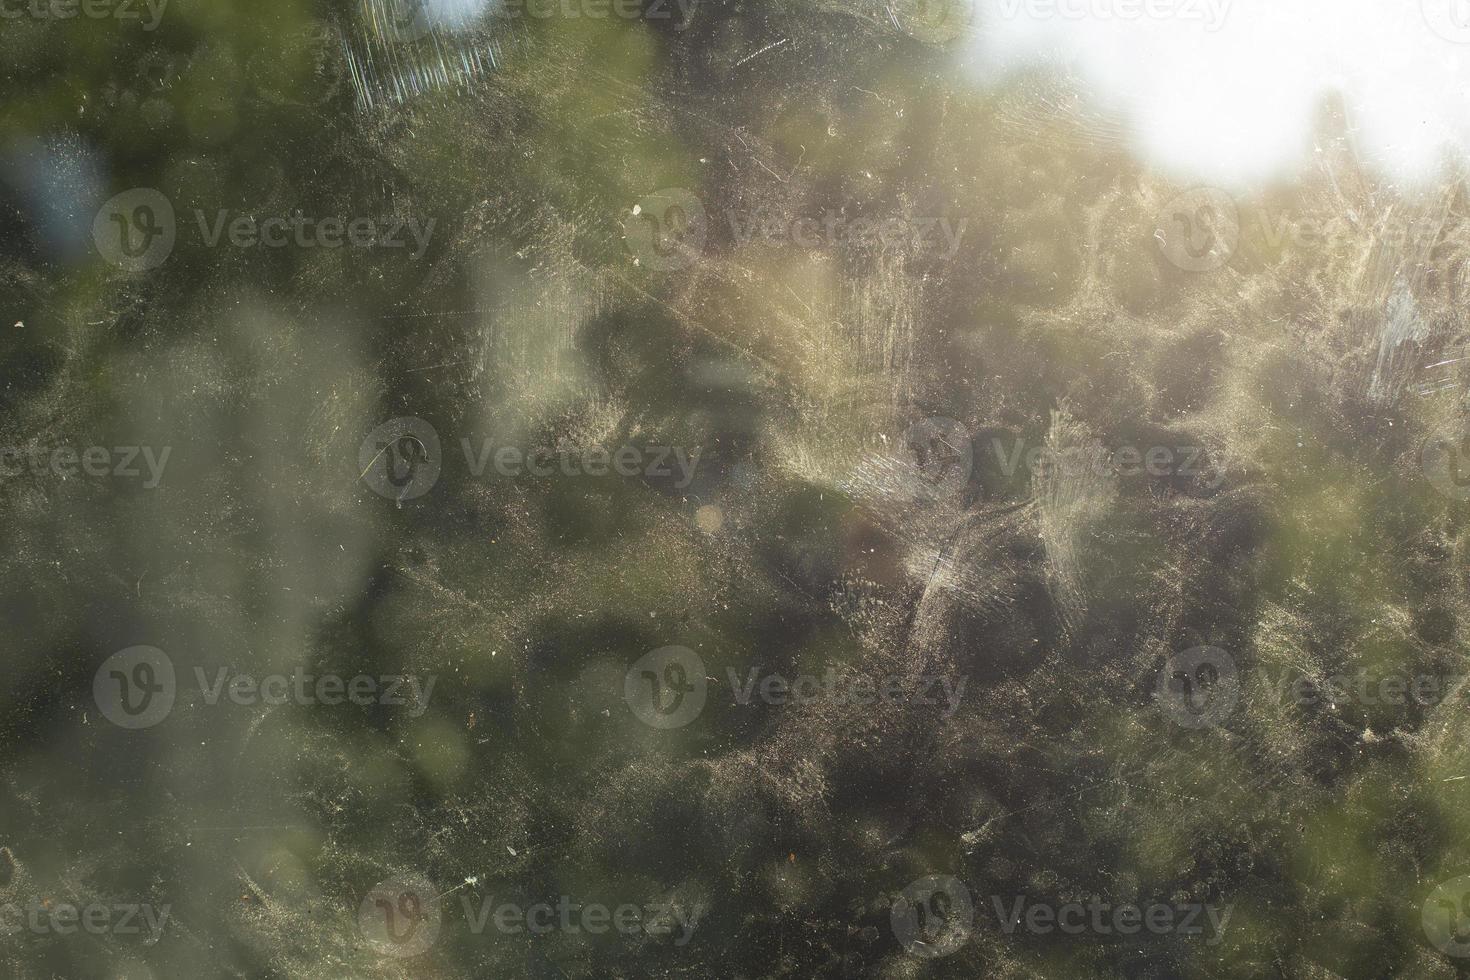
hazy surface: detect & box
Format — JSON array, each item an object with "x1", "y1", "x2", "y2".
[{"x1": 4, "y1": 0, "x2": 1470, "y2": 977}]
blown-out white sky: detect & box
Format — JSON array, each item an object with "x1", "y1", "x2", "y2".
[{"x1": 964, "y1": 0, "x2": 1470, "y2": 189}]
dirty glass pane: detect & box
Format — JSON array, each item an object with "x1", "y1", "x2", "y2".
[{"x1": 4, "y1": 0, "x2": 1470, "y2": 976}]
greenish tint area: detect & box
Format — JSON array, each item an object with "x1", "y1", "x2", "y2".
[{"x1": 3, "y1": 1, "x2": 1470, "y2": 978}]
